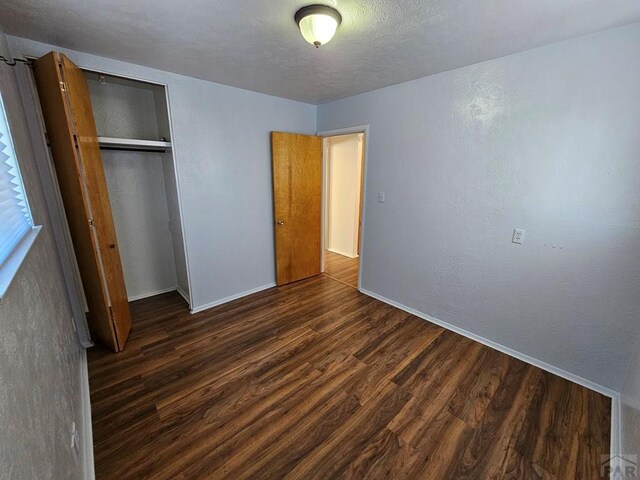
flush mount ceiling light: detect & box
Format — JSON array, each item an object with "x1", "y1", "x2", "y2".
[{"x1": 295, "y1": 4, "x2": 342, "y2": 48}]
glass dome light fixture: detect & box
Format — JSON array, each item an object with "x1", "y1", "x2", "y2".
[{"x1": 294, "y1": 4, "x2": 342, "y2": 48}]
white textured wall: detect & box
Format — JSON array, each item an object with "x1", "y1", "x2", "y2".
[
  {"x1": 326, "y1": 134, "x2": 362, "y2": 257},
  {"x1": 8, "y1": 35, "x2": 317, "y2": 311},
  {"x1": 102, "y1": 151, "x2": 178, "y2": 300},
  {"x1": 0, "y1": 31, "x2": 85, "y2": 479},
  {"x1": 318, "y1": 23, "x2": 640, "y2": 390}
]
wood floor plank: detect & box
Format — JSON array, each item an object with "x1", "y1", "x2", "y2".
[
  {"x1": 343, "y1": 427, "x2": 403, "y2": 479},
  {"x1": 447, "y1": 347, "x2": 512, "y2": 426},
  {"x1": 229, "y1": 391, "x2": 362, "y2": 480},
  {"x1": 445, "y1": 362, "x2": 542, "y2": 479},
  {"x1": 282, "y1": 383, "x2": 413, "y2": 480},
  {"x1": 88, "y1": 276, "x2": 611, "y2": 479},
  {"x1": 387, "y1": 342, "x2": 485, "y2": 448}
]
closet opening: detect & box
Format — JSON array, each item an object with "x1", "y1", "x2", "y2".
[{"x1": 84, "y1": 70, "x2": 190, "y2": 306}]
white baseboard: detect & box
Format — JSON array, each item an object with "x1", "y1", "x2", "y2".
[
  {"x1": 190, "y1": 283, "x2": 276, "y2": 314},
  {"x1": 127, "y1": 286, "x2": 177, "y2": 302},
  {"x1": 359, "y1": 288, "x2": 618, "y2": 399},
  {"x1": 176, "y1": 286, "x2": 190, "y2": 307},
  {"x1": 327, "y1": 247, "x2": 358, "y2": 259},
  {"x1": 80, "y1": 349, "x2": 95, "y2": 480}
]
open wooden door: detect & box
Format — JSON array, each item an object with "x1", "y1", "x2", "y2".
[
  {"x1": 33, "y1": 52, "x2": 131, "y2": 351},
  {"x1": 271, "y1": 132, "x2": 322, "y2": 286}
]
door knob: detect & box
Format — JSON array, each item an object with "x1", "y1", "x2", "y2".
[{"x1": 276, "y1": 220, "x2": 285, "y2": 225}]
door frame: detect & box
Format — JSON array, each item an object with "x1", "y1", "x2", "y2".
[
  {"x1": 79, "y1": 67, "x2": 194, "y2": 311},
  {"x1": 317, "y1": 125, "x2": 370, "y2": 291}
]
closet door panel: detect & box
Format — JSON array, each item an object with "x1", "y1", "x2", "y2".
[
  {"x1": 32, "y1": 52, "x2": 117, "y2": 349},
  {"x1": 60, "y1": 54, "x2": 132, "y2": 349}
]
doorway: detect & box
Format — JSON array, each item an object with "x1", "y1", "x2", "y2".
[
  {"x1": 270, "y1": 126, "x2": 368, "y2": 290},
  {"x1": 322, "y1": 132, "x2": 365, "y2": 289}
]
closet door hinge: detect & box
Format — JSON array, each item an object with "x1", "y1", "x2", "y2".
[
  {"x1": 88, "y1": 218, "x2": 96, "y2": 228},
  {"x1": 72, "y1": 134, "x2": 79, "y2": 148},
  {"x1": 59, "y1": 81, "x2": 67, "y2": 92},
  {"x1": 44, "y1": 132, "x2": 50, "y2": 147}
]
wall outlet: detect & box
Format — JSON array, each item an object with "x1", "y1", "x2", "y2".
[
  {"x1": 71, "y1": 421, "x2": 80, "y2": 453},
  {"x1": 512, "y1": 228, "x2": 525, "y2": 244},
  {"x1": 378, "y1": 192, "x2": 385, "y2": 203}
]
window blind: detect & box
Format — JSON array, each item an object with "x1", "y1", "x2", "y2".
[{"x1": 0, "y1": 93, "x2": 33, "y2": 267}]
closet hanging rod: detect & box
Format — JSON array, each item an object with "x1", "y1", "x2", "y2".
[
  {"x1": 98, "y1": 136, "x2": 171, "y2": 153},
  {"x1": 99, "y1": 146, "x2": 169, "y2": 153}
]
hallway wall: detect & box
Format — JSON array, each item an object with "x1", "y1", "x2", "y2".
[{"x1": 326, "y1": 133, "x2": 362, "y2": 258}]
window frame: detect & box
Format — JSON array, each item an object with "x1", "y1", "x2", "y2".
[{"x1": 0, "y1": 88, "x2": 41, "y2": 301}]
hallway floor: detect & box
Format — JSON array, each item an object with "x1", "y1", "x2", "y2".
[{"x1": 324, "y1": 250, "x2": 359, "y2": 288}]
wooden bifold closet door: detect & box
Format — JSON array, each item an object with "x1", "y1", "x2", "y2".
[{"x1": 33, "y1": 52, "x2": 131, "y2": 352}]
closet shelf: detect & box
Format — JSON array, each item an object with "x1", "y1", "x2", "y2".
[{"x1": 98, "y1": 137, "x2": 172, "y2": 152}]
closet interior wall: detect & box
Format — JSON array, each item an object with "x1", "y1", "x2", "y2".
[{"x1": 85, "y1": 72, "x2": 189, "y2": 303}]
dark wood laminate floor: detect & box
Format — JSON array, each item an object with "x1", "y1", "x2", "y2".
[
  {"x1": 324, "y1": 250, "x2": 359, "y2": 288},
  {"x1": 88, "y1": 275, "x2": 611, "y2": 479}
]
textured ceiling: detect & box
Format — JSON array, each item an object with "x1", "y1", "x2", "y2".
[{"x1": 2, "y1": 0, "x2": 640, "y2": 104}]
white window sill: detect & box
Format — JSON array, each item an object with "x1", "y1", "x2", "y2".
[{"x1": 0, "y1": 226, "x2": 42, "y2": 302}]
